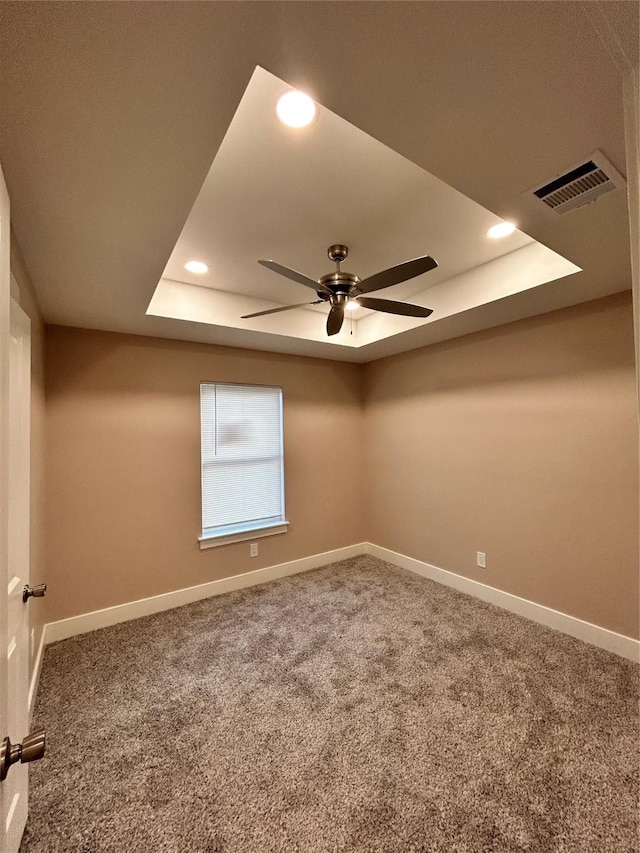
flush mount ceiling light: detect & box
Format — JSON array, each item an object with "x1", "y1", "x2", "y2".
[
  {"x1": 487, "y1": 222, "x2": 517, "y2": 239},
  {"x1": 184, "y1": 260, "x2": 209, "y2": 274},
  {"x1": 276, "y1": 90, "x2": 316, "y2": 128}
]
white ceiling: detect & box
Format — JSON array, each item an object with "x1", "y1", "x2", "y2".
[
  {"x1": 150, "y1": 66, "x2": 579, "y2": 352},
  {"x1": 0, "y1": 2, "x2": 637, "y2": 363}
]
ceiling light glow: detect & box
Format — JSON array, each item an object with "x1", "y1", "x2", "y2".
[
  {"x1": 345, "y1": 300, "x2": 359, "y2": 311},
  {"x1": 487, "y1": 222, "x2": 516, "y2": 239},
  {"x1": 276, "y1": 91, "x2": 316, "y2": 128},
  {"x1": 184, "y1": 260, "x2": 209, "y2": 274}
]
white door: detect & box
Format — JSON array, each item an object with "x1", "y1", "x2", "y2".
[
  {"x1": 0, "y1": 161, "x2": 12, "y2": 853},
  {"x1": 4, "y1": 296, "x2": 31, "y2": 853},
  {"x1": 0, "y1": 166, "x2": 40, "y2": 853}
]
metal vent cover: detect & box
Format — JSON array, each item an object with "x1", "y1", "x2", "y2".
[{"x1": 526, "y1": 150, "x2": 626, "y2": 215}]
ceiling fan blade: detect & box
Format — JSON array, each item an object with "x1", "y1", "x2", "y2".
[
  {"x1": 258, "y1": 260, "x2": 333, "y2": 296},
  {"x1": 357, "y1": 256, "x2": 438, "y2": 294},
  {"x1": 355, "y1": 297, "x2": 433, "y2": 318},
  {"x1": 241, "y1": 300, "x2": 323, "y2": 319},
  {"x1": 326, "y1": 304, "x2": 345, "y2": 336}
]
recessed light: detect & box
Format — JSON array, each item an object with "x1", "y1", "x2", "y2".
[
  {"x1": 487, "y1": 222, "x2": 516, "y2": 239},
  {"x1": 276, "y1": 90, "x2": 316, "y2": 128},
  {"x1": 184, "y1": 260, "x2": 209, "y2": 274}
]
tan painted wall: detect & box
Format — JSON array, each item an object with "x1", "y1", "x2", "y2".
[
  {"x1": 10, "y1": 233, "x2": 47, "y2": 674},
  {"x1": 44, "y1": 327, "x2": 365, "y2": 623},
  {"x1": 363, "y1": 292, "x2": 639, "y2": 639},
  {"x1": 44, "y1": 292, "x2": 639, "y2": 640}
]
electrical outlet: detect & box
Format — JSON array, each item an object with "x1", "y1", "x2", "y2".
[
  {"x1": 250, "y1": 542, "x2": 258, "y2": 558},
  {"x1": 476, "y1": 551, "x2": 486, "y2": 568}
]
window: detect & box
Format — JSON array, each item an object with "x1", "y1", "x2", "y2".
[{"x1": 199, "y1": 382, "x2": 288, "y2": 548}]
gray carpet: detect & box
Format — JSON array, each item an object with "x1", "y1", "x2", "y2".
[{"x1": 21, "y1": 556, "x2": 639, "y2": 852}]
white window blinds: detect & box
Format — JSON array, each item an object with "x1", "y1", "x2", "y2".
[{"x1": 200, "y1": 382, "x2": 285, "y2": 540}]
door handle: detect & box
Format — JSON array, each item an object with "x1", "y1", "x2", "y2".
[
  {"x1": 23, "y1": 583, "x2": 46, "y2": 603},
  {"x1": 0, "y1": 731, "x2": 46, "y2": 781}
]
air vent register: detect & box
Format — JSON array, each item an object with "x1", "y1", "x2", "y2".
[{"x1": 526, "y1": 150, "x2": 625, "y2": 215}]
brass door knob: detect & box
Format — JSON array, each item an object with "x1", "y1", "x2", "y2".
[
  {"x1": 0, "y1": 731, "x2": 46, "y2": 781},
  {"x1": 23, "y1": 583, "x2": 47, "y2": 603}
]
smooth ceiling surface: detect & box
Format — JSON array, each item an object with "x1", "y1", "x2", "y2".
[
  {"x1": 159, "y1": 69, "x2": 532, "y2": 306},
  {"x1": 0, "y1": 2, "x2": 636, "y2": 362},
  {"x1": 151, "y1": 66, "x2": 579, "y2": 349}
]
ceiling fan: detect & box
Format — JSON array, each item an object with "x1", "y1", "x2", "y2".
[{"x1": 242, "y1": 244, "x2": 437, "y2": 336}]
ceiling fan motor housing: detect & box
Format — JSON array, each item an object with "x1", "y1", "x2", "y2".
[{"x1": 318, "y1": 271, "x2": 360, "y2": 301}]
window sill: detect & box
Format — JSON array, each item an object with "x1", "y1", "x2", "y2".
[{"x1": 198, "y1": 521, "x2": 289, "y2": 550}]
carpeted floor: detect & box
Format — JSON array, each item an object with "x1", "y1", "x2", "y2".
[{"x1": 21, "y1": 556, "x2": 639, "y2": 852}]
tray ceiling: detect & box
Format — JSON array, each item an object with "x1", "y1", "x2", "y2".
[
  {"x1": 0, "y1": 2, "x2": 635, "y2": 362},
  {"x1": 149, "y1": 67, "x2": 579, "y2": 351}
]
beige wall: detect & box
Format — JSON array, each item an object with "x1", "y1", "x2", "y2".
[
  {"x1": 44, "y1": 292, "x2": 639, "y2": 641},
  {"x1": 45, "y1": 327, "x2": 365, "y2": 623},
  {"x1": 10, "y1": 233, "x2": 47, "y2": 674},
  {"x1": 363, "y1": 292, "x2": 639, "y2": 639}
]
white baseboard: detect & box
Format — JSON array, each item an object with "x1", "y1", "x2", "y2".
[
  {"x1": 28, "y1": 626, "x2": 46, "y2": 718},
  {"x1": 366, "y1": 543, "x2": 640, "y2": 663},
  {"x1": 44, "y1": 543, "x2": 366, "y2": 645},
  {"x1": 42, "y1": 541, "x2": 639, "y2": 664}
]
